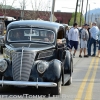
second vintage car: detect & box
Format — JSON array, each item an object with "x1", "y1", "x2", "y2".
[{"x1": 0, "y1": 20, "x2": 73, "y2": 95}]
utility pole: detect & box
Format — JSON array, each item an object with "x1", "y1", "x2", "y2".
[
  {"x1": 85, "y1": 0, "x2": 88, "y2": 23},
  {"x1": 79, "y1": 0, "x2": 81, "y2": 13},
  {"x1": 4, "y1": 0, "x2": 6, "y2": 19},
  {"x1": 80, "y1": 0, "x2": 84, "y2": 26},
  {"x1": 50, "y1": 0, "x2": 55, "y2": 22},
  {"x1": 74, "y1": 0, "x2": 79, "y2": 23},
  {"x1": 21, "y1": 0, "x2": 25, "y2": 20},
  {"x1": 88, "y1": 4, "x2": 90, "y2": 24}
]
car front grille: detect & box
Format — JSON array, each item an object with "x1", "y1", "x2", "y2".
[{"x1": 12, "y1": 52, "x2": 35, "y2": 81}]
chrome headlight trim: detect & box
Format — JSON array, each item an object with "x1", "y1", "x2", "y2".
[
  {"x1": 0, "y1": 59, "x2": 7, "y2": 72},
  {"x1": 37, "y1": 61, "x2": 49, "y2": 74}
]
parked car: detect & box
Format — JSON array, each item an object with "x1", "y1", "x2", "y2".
[
  {"x1": 0, "y1": 20, "x2": 73, "y2": 95},
  {"x1": 0, "y1": 21, "x2": 5, "y2": 53},
  {"x1": 0, "y1": 17, "x2": 16, "y2": 54}
]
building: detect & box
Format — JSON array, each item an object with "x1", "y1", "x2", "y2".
[{"x1": 0, "y1": 9, "x2": 72, "y2": 24}]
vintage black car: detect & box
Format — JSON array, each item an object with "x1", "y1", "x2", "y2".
[{"x1": 0, "y1": 20, "x2": 73, "y2": 95}]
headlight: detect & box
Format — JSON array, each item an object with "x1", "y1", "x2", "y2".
[
  {"x1": 0, "y1": 59, "x2": 7, "y2": 72},
  {"x1": 37, "y1": 61, "x2": 49, "y2": 74}
]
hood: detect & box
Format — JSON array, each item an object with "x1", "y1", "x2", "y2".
[{"x1": 5, "y1": 43, "x2": 55, "y2": 52}]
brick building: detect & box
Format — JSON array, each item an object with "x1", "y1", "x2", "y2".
[{"x1": 0, "y1": 9, "x2": 72, "y2": 24}]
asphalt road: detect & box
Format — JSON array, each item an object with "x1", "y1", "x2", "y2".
[{"x1": 0, "y1": 48, "x2": 100, "y2": 100}]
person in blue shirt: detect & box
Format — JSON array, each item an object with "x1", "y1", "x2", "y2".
[
  {"x1": 88, "y1": 22, "x2": 99, "y2": 56},
  {"x1": 96, "y1": 29, "x2": 100, "y2": 57}
]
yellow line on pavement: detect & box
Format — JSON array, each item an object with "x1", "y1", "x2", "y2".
[
  {"x1": 75, "y1": 58, "x2": 95, "y2": 100},
  {"x1": 84, "y1": 57, "x2": 99, "y2": 100}
]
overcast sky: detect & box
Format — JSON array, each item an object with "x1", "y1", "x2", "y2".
[
  {"x1": 54, "y1": 0, "x2": 100, "y2": 13},
  {"x1": 1, "y1": 0, "x2": 100, "y2": 14}
]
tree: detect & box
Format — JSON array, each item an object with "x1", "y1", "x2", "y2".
[
  {"x1": 0, "y1": 0, "x2": 17, "y2": 17},
  {"x1": 69, "y1": 12, "x2": 85, "y2": 26},
  {"x1": 23, "y1": 0, "x2": 51, "y2": 20},
  {"x1": 19, "y1": 0, "x2": 27, "y2": 19}
]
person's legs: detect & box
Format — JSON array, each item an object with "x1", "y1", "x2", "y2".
[
  {"x1": 88, "y1": 38, "x2": 93, "y2": 56},
  {"x1": 87, "y1": 38, "x2": 90, "y2": 48},
  {"x1": 73, "y1": 41, "x2": 78, "y2": 57},
  {"x1": 69, "y1": 40, "x2": 74, "y2": 52},
  {"x1": 81, "y1": 40, "x2": 88, "y2": 57},
  {"x1": 79, "y1": 48, "x2": 83, "y2": 57},
  {"x1": 79, "y1": 39, "x2": 83, "y2": 57},
  {"x1": 93, "y1": 39, "x2": 96, "y2": 55},
  {"x1": 83, "y1": 48, "x2": 87, "y2": 56},
  {"x1": 97, "y1": 40, "x2": 100, "y2": 57}
]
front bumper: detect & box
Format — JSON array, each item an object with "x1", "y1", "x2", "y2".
[{"x1": 0, "y1": 80, "x2": 57, "y2": 88}]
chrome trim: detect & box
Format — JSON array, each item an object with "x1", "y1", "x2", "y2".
[
  {"x1": 37, "y1": 61, "x2": 49, "y2": 74},
  {"x1": 37, "y1": 78, "x2": 38, "y2": 88},
  {"x1": 2, "y1": 76, "x2": 4, "y2": 87},
  {"x1": 12, "y1": 52, "x2": 35, "y2": 81},
  {"x1": 0, "y1": 80, "x2": 57, "y2": 87},
  {"x1": 20, "y1": 47, "x2": 24, "y2": 80}
]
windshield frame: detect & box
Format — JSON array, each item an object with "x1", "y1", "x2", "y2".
[{"x1": 7, "y1": 28, "x2": 55, "y2": 44}]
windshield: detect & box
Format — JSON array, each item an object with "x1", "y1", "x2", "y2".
[{"x1": 7, "y1": 28, "x2": 55, "y2": 43}]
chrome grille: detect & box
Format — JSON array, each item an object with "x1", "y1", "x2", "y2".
[{"x1": 12, "y1": 52, "x2": 35, "y2": 81}]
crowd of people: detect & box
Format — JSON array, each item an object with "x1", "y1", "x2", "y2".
[{"x1": 66, "y1": 22, "x2": 100, "y2": 58}]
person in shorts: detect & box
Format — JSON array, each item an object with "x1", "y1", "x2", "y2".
[
  {"x1": 69, "y1": 23, "x2": 79, "y2": 57},
  {"x1": 79, "y1": 24, "x2": 89, "y2": 57}
]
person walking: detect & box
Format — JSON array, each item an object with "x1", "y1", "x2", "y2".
[
  {"x1": 96, "y1": 29, "x2": 100, "y2": 57},
  {"x1": 69, "y1": 22, "x2": 79, "y2": 57},
  {"x1": 88, "y1": 22, "x2": 99, "y2": 56},
  {"x1": 79, "y1": 25, "x2": 84, "y2": 57},
  {"x1": 79, "y1": 24, "x2": 89, "y2": 57},
  {"x1": 87, "y1": 25, "x2": 91, "y2": 48},
  {"x1": 65, "y1": 26, "x2": 69, "y2": 42}
]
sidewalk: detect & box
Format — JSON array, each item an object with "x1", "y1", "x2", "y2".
[
  {"x1": 71, "y1": 45, "x2": 83, "y2": 66},
  {"x1": 72, "y1": 49, "x2": 80, "y2": 66},
  {"x1": 72, "y1": 45, "x2": 98, "y2": 66}
]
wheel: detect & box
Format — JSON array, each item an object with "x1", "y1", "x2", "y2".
[
  {"x1": 66, "y1": 75, "x2": 72, "y2": 85},
  {"x1": 66, "y1": 61, "x2": 73, "y2": 85},
  {"x1": 51, "y1": 81, "x2": 61, "y2": 95}
]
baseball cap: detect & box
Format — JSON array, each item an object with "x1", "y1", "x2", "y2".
[{"x1": 83, "y1": 24, "x2": 89, "y2": 26}]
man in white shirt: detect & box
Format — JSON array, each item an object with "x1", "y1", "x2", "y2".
[
  {"x1": 69, "y1": 23, "x2": 79, "y2": 57},
  {"x1": 88, "y1": 22, "x2": 99, "y2": 56}
]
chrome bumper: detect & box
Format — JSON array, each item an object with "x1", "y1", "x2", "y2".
[{"x1": 0, "y1": 80, "x2": 57, "y2": 88}]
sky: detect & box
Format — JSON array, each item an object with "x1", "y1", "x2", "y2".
[
  {"x1": 1, "y1": 0, "x2": 100, "y2": 14},
  {"x1": 54, "y1": 0, "x2": 100, "y2": 13}
]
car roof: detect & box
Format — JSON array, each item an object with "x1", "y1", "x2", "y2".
[{"x1": 7, "y1": 20, "x2": 64, "y2": 32}]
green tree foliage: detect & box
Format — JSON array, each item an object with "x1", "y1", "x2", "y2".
[
  {"x1": 0, "y1": 4, "x2": 15, "y2": 9},
  {"x1": 69, "y1": 12, "x2": 85, "y2": 26}
]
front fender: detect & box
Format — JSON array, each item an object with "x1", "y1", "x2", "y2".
[
  {"x1": 43, "y1": 59, "x2": 62, "y2": 82},
  {"x1": 30, "y1": 59, "x2": 62, "y2": 82},
  {"x1": 64, "y1": 50, "x2": 72, "y2": 73}
]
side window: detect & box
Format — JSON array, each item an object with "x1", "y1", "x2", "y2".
[
  {"x1": 57, "y1": 30, "x2": 64, "y2": 39},
  {"x1": 57, "y1": 30, "x2": 65, "y2": 45}
]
